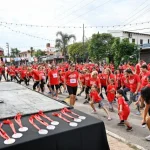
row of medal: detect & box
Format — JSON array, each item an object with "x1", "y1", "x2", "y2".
[{"x1": 0, "y1": 108, "x2": 86, "y2": 145}]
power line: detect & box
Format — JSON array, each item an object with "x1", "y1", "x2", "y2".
[
  {"x1": 62, "y1": 0, "x2": 113, "y2": 25},
  {"x1": 118, "y1": 4, "x2": 150, "y2": 30},
  {"x1": 0, "y1": 24, "x2": 54, "y2": 42},
  {"x1": 118, "y1": 0, "x2": 149, "y2": 26},
  {"x1": 52, "y1": 0, "x2": 98, "y2": 25}
]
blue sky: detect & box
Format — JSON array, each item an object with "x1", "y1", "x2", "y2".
[{"x1": 0, "y1": 0, "x2": 150, "y2": 53}]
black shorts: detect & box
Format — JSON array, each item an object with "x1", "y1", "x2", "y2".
[
  {"x1": 85, "y1": 86, "x2": 91, "y2": 94},
  {"x1": 67, "y1": 85, "x2": 77, "y2": 95},
  {"x1": 51, "y1": 85, "x2": 59, "y2": 90}
]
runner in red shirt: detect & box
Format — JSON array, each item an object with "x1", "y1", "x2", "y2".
[
  {"x1": 65, "y1": 63, "x2": 79, "y2": 106},
  {"x1": 125, "y1": 69, "x2": 141, "y2": 115},
  {"x1": 89, "y1": 85, "x2": 111, "y2": 120},
  {"x1": 107, "y1": 79, "x2": 116, "y2": 111},
  {"x1": 77, "y1": 70, "x2": 85, "y2": 96},
  {"x1": 116, "y1": 89, "x2": 132, "y2": 131},
  {"x1": 83, "y1": 69, "x2": 91, "y2": 104},
  {"x1": 48, "y1": 65, "x2": 59, "y2": 99}
]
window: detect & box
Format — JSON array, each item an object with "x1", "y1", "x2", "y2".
[
  {"x1": 148, "y1": 39, "x2": 150, "y2": 43},
  {"x1": 140, "y1": 39, "x2": 143, "y2": 45},
  {"x1": 132, "y1": 39, "x2": 135, "y2": 43}
]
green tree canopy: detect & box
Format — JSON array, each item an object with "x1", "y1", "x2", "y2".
[
  {"x1": 111, "y1": 38, "x2": 137, "y2": 67},
  {"x1": 68, "y1": 41, "x2": 89, "y2": 61},
  {"x1": 10, "y1": 48, "x2": 20, "y2": 57},
  {"x1": 34, "y1": 49, "x2": 45, "y2": 57},
  {"x1": 88, "y1": 33, "x2": 114, "y2": 61}
]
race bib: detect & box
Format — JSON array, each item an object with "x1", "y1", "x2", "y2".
[
  {"x1": 70, "y1": 79, "x2": 76, "y2": 83},
  {"x1": 53, "y1": 73, "x2": 57, "y2": 78}
]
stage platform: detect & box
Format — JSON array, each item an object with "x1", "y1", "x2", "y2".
[{"x1": 0, "y1": 82, "x2": 68, "y2": 119}]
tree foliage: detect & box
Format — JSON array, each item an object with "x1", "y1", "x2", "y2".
[
  {"x1": 55, "y1": 31, "x2": 76, "y2": 57},
  {"x1": 34, "y1": 49, "x2": 45, "y2": 57},
  {"x1": 68, "y1": 41, "x2": 89, "y2": 61},
  {"x1": 10, "y1": 48, "x2": 20, "y2": 57},
  {"x1": 111, "y1": 38, "x2": 137, "y2": 67},
  {"x1": 88, "y1": 33, "x2": 114, "y2": 61}
]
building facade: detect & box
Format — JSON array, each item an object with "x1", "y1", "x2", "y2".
[
  {"x1": 108, "y1": 30, "x2": 150, "y2": 45},
  {"x1": 0, "y1": 47, "x2": 4, "y2": 56}
]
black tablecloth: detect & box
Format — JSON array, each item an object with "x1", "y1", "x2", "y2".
[{"x1": 0, "y1": 110, "x2": 110, "y2": 150}]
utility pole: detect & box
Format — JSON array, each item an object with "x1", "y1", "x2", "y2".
[
  {"x1": 6, "y1": 43, "x2": 9, "y2": 57},
  {"x1": 83, "y1": 24, "x2": 85, "y2": 62}
]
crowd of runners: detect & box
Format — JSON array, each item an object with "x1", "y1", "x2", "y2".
[{"x1": 0, "y1": 60, "x2": 150, "y2": 140}]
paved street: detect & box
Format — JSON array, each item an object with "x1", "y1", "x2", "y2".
[
  {"x1": 0, "y1": 81, "x2": 149, "y2": 149},
  {"x1": 18, "y1": 81, "x2": 150, "y2": 150}
]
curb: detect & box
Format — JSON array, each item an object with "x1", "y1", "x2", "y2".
[{"x1": 106, "y1": 130, "x2": 147, "y2": 150}]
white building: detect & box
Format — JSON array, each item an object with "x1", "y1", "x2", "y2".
[{"x1": 108, "y1": 30, "x2": 150, "y2": 45}]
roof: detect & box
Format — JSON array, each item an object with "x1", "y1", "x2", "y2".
[{"x1": 123, "y1": 31, "x2": 150, "y2": 36}]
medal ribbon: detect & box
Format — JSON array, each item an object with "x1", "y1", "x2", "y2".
[
  {"x1": 38, "y1": 111, "x2": 53, "y2": 122},
  {"x1": 29, "y1": 116, "x2": 40, "y2": 131},
  {"x1": 52, "y1": 113, "x2": 70, "y2": 123},
  {"x1": 3, "y1": 120, "x2": 17, "y2": 134},
  {"x1": 63, "y1": 108, "x2": 79, "y2": 117},
  {"x1": 0, "y1": 123, "x2": 10, "y2": 140},
  {"x1": 34, "y1": 115, "x2": 49, "y2": 127},
  {"x1": 61, "y1": 109, "x2": 74, "y2": 119},
  {"x1": 14, "y1": 113, "x2": 23, "y2": 128}
]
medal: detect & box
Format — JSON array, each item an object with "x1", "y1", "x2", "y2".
[
  {"x1": 61, "y1": 109, "x2": 82, "y2": 123},
  {"x1": 52, "y1": 113, "x2": 78, "y2": 127},
  {"x1": 14, "y1": 113, "x2": 28, "y2": 132},
  {"x1": 34, "y1": 115, "x2": 55, "y2": 130},
  {"x1": 0, "y1": 124, "x2": 16, "y2": 145},
  {"x1": 38, "y1": 111, "x2": 59, "y2": 126},
  {"x1": 3, "y1": 120, "x2": 23, "y2": 139},
  {"x1": 29, "y1": 116, "x2": 48, "y2": 135},
  {"x1": 63, "y1": 108, "x2": 86, "y2": 120}
]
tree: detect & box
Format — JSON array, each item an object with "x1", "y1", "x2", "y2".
[
  {"x1": 10, "y1": 48, "x2": 20, "y2": 57},
  {"x1": 111, "y1": 38, "x2": 137, "y2": 67},
  {"x1": 88, "y1": 33, "x2": 114, "y2": 61},
  {"x1": 55, "y1": 31, "x2": 76, "y2": 58},
  {"x1": 68, "y1": 41, "x2": 89, "y2": 62},
  {"x1": 28, "y1": 47, "x2": 34, "y2": 57},
  {"x1": 34, "y1": 49, "x2": 45, "y2": 57}
]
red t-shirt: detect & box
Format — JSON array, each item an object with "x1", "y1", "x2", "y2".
[
  {"x1": 121, "y1": 76, "x2": 130, "y2": 89},
  {"x1": 118, "y1": 97, "x2": 130, "y2": 113},
  {"x1": 89, "y1": 77, "x2": 101, "y2": 88},
  {"x1": 98, "y1": 73, "x2": 107, "y2": 86},
  {"x1": 20, "y1": 69, "x2": 27, "y2": 79},
  {"x1": 128, "y1": 74, "x2": 140, "y2": 93},
  {"x1": 32, "y1": 70, "x2": 40, "y2": 80},
  {"x1": 0, "y1": 67, "x2": 2, "y2": 74},
  {"x1": 84, "y1": 73, "x2": 91, "y2": 87},
  {"x1": 106, "y1": 74, "x2": 115, "y2": 85},
  {"x1": 146, "y1": 83, "x2": 150, "y2": 87},
  {"x1": 48, "y1": 70, "x2": 59, "y2": 85},
  {"x1": 107, "y1": 84, "x2": 116, "y2": 102},
  {"x1": 65, "y1": 70, "x2": 79, "y2": 87},
  {"x1": 90, "y1": 90, "x2": 102, "y2": 103},
  {"x1": 135, "y1": 63, "x2": 141, "y2": 75},
  {"x1": 141, "y1": 71, "x2": 150, "y2": 88},
  {"x1": 79, "y1": 74, "x2": 85, "y2": 85}
]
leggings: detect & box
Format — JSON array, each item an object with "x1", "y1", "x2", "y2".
[
  {"x1": 33, "y1": 81, "x2": 40, "y2": 90},
  {"x1": 20, "y1": 77, "x2": 28, "y2": 86},
  {"x1": 40, "y1": 79, "x2": 45, "y2": 92},
  {"x1": 11, "y1": 76, "x2": 19, "y2": 82}
]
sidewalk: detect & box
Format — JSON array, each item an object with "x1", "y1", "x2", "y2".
[{"x1": 107, "y1": 135, "x2": 134, "y2": 150}]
